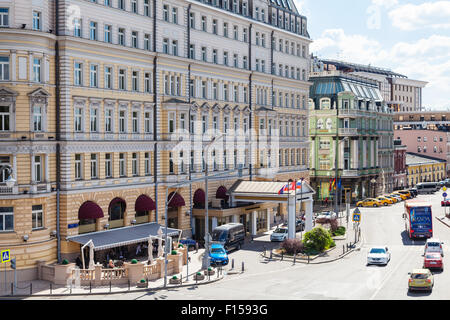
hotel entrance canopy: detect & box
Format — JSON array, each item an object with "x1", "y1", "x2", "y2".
[
  {"x1": 228, "y1": 180, "x2": 316, "y2": 239},
  {"x1": 66, "y1": 222, "x2": 181, "y2": 251},
  {"x1": 228, "y1": 180, "x2": 315, "y2": 203}
]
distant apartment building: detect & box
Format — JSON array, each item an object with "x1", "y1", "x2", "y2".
[
  {"x1": 311, "y1": 58, "x2": 428, "y2": 113},
  {"x1": 393, "y1": 139, "x2": 407, "y2": 190},
  {"x1": 394, "y1": 112, "x2": 450, "y2": 176}
]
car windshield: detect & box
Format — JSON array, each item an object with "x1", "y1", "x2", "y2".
[
  {"x1": 427, "y1": 242, "x2": 440, "y2": 247},
  {"x1": 411, "y1": 273, "x2": 428, "y2": 279},
  {"x1": 211, "y1": 230, "x2": 227, "y2": 242},
  {"x1": 274, "y1": 228, "x2": 288, "y2": 233},
  {"x1": 211, "y1": 247, "x2": 225, "y2": 254},
  {"x1": 370, "y1": 248, "x2": 385, "y2": 254}
]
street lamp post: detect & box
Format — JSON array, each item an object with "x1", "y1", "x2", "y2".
[{"x1": 202, "y1": 135, "x2": 223, "y2": 270}]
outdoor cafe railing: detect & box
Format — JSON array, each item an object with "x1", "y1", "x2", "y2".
[{"x1": 101, "y1": 268, "x2": 127, "y2": 280}]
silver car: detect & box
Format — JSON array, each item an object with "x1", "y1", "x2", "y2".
[{"x1": 270, "y1": 228, "x2": 288, "y2": 242}]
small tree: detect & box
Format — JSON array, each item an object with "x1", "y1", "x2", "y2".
[
  {"x1": 281, "y1": 239, "x2": 304, "y2": 255},
  {"x1": 303, "y1": 226, "x2": 335, "y2": 253}
]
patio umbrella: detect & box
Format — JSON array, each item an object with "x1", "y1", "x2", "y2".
[
  {"x1": 148, "y1": 236, "x2": 154, "y2": 264},
  {"x1": 157, "y1": 237, "x2": 163, "y2": 258},
  {"x1": 89, "y1": 241, "x2": 95, "y2": 269}
]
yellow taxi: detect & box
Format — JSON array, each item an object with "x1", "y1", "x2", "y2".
[
  {"x1": 384, "y1": 195, "x2": 398, "y2": 204},
  {"x1": 356, "y1": 198, "x2": 383, "y2": 207},
  {"x1": 396, "y1": 190, "x2": 412, "y2": 199},
  {"x1": 408, "y1": 269, "x2": 434, "y2": 292},
  {"x1": 392, "y1": 192, "x2": 408, "y2": 201},
  {"x1": 376, "y1": 196, "x2": 394, "y2": 206}
]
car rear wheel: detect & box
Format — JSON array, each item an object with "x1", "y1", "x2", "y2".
[
  {"x1": 373, "y1": 204, "x2": 378, "y2": 207},
  {"x1": 384, "y1": 203, "x2": 388, "y2": 206}
]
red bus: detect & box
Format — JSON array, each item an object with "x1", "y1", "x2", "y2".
[{"x1": 403, "y1": 200, "x2": 433, "y2": 239}]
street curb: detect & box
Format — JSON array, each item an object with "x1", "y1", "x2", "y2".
[
  {"x1": 436, "y1": 216, "x2": 450, "y2": 229},
  {"x1": 260, "y1": 233, "x2": 363, "y2": 265},
  {"x1": 2, "y1": 276, "x2": 224, "y2": 298}
]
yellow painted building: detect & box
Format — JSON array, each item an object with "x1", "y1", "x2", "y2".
[{"x1": 406, "y1": 153, "x2": 446, "y2": 187}]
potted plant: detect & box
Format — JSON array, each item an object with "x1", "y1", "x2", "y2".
[
  {"x1": 194, "y1": 271, "x2": 205, "y2": 281},
  {"x1": 61, "y1": 259, "x2": 69, "y2": 265},
  {"x1": 169, "y1": 275, "x2": 182, "y2": 284},
  {"x1": 136, "y1": 278, "x2": 147, "y2": 288},
  {"x1": 204, "y1": 266, "x2": 215, "y2": 276},
  {"x1": 171, "y1": 249, "x2": 178, "y2": 255},
  {"x1": 131, "y1": 259, "x2": 138, "y2": 264},
  {"x1": 178, "y1": 243, "x2": 184, "y2": 248}
]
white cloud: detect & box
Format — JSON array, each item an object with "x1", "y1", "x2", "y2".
[
  {"x1": 311, "y1": 30, "x2": 450, "y2": 110},
  {"x1": 388, "y1": 1, "x2": 450, "y2": 30},
  {"x1": 371, "y1": 0, "x2": 398, "y2": 9}
]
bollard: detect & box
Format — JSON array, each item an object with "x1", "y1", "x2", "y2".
[
  {"x1": 11, "y1": 283, "x2": 13, "y2": 296},
  {"x1": 128, "y1": 280, "x2": 130, "y2": 291},
  {"x1": 196, "y1": 243, "x2": 199, "y2": 253},
  {"x1": 180, "y1": 274, "x2": 183, "y2": 285},
  {"x1": 50, "y1": 283, "x2": 52, "y2": 295},
  {"x1": 217, "y1": 268, "x2": 219, "y2": 278},
  {"x1": 241, "y1": 261, "x2": 244, "y2": 272},
  {"x1": 89, "y1": 282, "x2": 91, "y2": 294},
  {"x1": 70, "y1": 283, "x2": 72, "y2": 295},
  {"x1": 270, "y1": 249, "x2": 273, "y2": 260},
  {"x1": 146, "y1": 277, "x2": 149, "y2": 288},
  {"x1": 343, "y1": 245, "x2": 345, "y2": 255},
  {"x1": 109, "y1": 281, "x2": 112, "y2": 293},
  {"x1": 208, "y1": 272, "x2": 210, "y2": 281},
  {"x1": 263, "y1": 246, "x2": 266, "y2": 257},
  {"x1": 281, "y1": 251, "x2": 284, "y2": 261},
  {"x1": 293, "y1": 252, "x2": 296, "y2": 264},
  {"x1": 307, "y1": 255, "x2": 310, "y2": 264},
  {"x1": 231, "y1": 258, "x2": 234, "y2": 269}
]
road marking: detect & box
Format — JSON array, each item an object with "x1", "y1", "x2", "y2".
[{"x1": 369, "y1": 245, "x2": 415, "y2": 300}]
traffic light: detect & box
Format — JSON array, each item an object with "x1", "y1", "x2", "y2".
[{"x1": 10, "y1": 258, "x2": 16, "y2": 270}]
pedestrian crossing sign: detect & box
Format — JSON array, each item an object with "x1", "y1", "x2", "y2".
[
  {"x1": 352, "y1": 213, "x2": 361, "y2": 223},
  {"x1": 1, "y1": 250, "x2": 10, "y2": 263}
]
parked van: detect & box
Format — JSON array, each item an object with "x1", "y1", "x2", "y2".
[
  {"x1": 211, "y1": 223, "x2": 245, "y2": 252},
  {"x1": 416, "y1": 182, "x2": 438, "y2": 195}
]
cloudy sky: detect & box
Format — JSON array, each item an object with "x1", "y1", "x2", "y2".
[{"x1": 294, "y1": 0, "x2": 450, "y2": 110}]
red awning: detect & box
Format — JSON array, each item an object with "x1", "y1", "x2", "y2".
[
  {"x1": 193, "y1": 189, "x2": 205, "y2": 206},
  {"x1": 135, "y1": 195, "x2": 156, "y2": 212},
  {"x1": 216, "y1": 186, "x2": 229, "y2": 200},
  {"x1": 78, "y1": 201, "x2": 104, "y2": 220},
  {"x1": 168, "y1": 192, "x2": 185, "y2": 208}
]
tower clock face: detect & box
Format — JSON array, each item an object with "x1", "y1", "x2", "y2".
[{"x1": 326, "y1": 118, "x2": 333, "y2": 130}]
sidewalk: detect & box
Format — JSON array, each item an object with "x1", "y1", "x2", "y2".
[
  {"x1": 1, "y1": 248, "x2": 227, "y2": 298},
  {"x1": 259, "y1": 216, "x2": 363, "y2": 264},
  {"x1": 436, "y1": 214, "x2": 450, "y2": 229}
]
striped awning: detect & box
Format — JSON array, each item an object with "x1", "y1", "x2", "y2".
[{"x1": 66, "y1": 222, "x2": 181, "y2": 251}]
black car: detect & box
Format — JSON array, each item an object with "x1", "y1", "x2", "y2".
[{"x1": 409, "y1": 188, "x2": 418, "y2": 197}]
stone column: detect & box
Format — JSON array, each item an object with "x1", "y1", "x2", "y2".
[
  {"x1": 288, "y1": 196, "x2": 296, "y2": 239},
  {"x1": 251, "y1": 211, "x2": 257, "y2": 236},
  {"x1": 305, "y1": 200, "x2": 314, "y2": 232},
  {"x1": 212, "y1": 217, "x2": 218, "y2": 231},
  {"x1": 232, "y1": 214, "x2": 239, "y2": 223}
]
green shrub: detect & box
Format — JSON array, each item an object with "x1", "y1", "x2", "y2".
[
  {"x1": 178, "y1": 243, "x2": 184, "y2": 248},
  {"x1": 303, "y1": 226, "x2": 335, "y2": 253},
  {"x1": 62, "y1": 259, "x2": 69, "y2": 265},
  {"x1": 196, "y1": 272, "x2": 202, "y2": 276},
  {"x1": 172, "y1": 275, "x2": 178, "y2": 280},
  {"x1": 332, "y1": 226, "x2": 346, "y2": 236},
  {"x1": 171, "y1": 250, "x2": 177, "y2": 255},
  {"x1": 208, "y1": 267, "x2": 212, "y2": 271},
  {"x1": 140, "y1": 279, "x2": 146, "y2": 283},
  {"x1": 131, "y1": 259, "x2": 138, "y2": 264}
]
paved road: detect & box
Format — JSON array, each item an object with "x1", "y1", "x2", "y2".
[{"x1": 27, "y1": 191, "x2": 450, "y2": 300}]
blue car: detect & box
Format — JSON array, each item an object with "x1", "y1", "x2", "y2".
[{"x1": 209, "y1": 243, "x2": 229, "y2": 266}]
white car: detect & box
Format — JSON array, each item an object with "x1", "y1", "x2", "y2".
[
  {"x1": 367, "y1": 246, "x2": 391, "y2": 265},
  {"x1": 424, "y1": 238, "x2": 444, "y2": 257},
  {"x1": 315, "y1": 211, "x2": 337, "y2": 220},
  {"x1": 270, "y1": 228, "x2": 288, "y2": 242}
]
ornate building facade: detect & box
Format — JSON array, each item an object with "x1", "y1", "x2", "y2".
[{"x1": 0, "y1": 0, "x2": 311, "y2": 279}]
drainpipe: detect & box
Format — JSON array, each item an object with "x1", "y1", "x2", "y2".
[
  {"x1": 248, "y1": 23, "x2": 253, "y2": 180},
  {"x1": 55, "y1": 0, "x2": 61, "y2": 263},
  {"x1": 153, "y1": 0, "x2": 158, "y2": 222}
]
